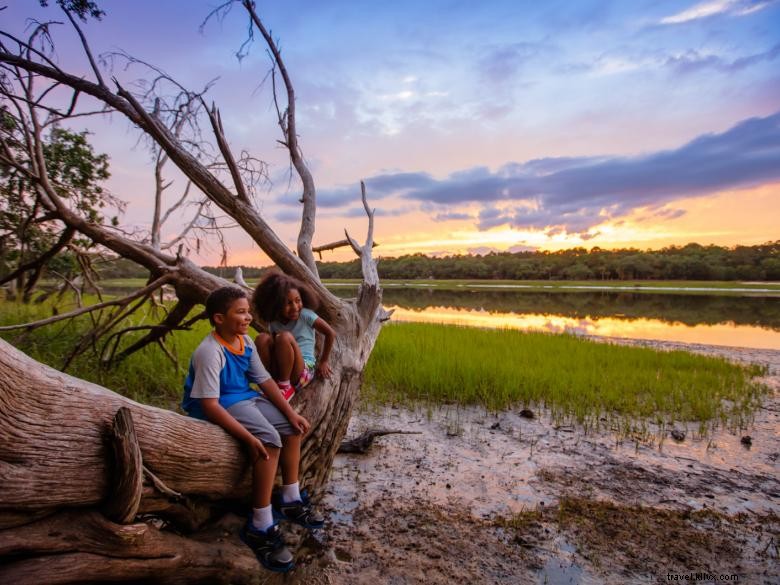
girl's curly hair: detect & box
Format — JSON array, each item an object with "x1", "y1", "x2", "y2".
[{"x1": 252, "y1": 269, "x2": 320, "y2": 323}]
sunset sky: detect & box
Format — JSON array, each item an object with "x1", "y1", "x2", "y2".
[{"x1": 5, "y1": 0, "x2": 780, "y2": 265}]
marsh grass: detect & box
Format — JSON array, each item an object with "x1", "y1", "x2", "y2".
[
  {"x1": 0, "y1": 295, "x2": 210, "y2": 408},
  {"x1": 363, "y1": 322, "x2": 768, "y2": 433},
  {"x1": 1, "y1": 297, "x2": 769, "y2": 430}
]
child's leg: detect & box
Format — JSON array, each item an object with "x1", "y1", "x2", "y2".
[
  {"x1": 250, "y1": 396, "x2": 323, "y2": 528},
  {"x1": 252, "y1": 445, "x2": 280, "y2": 508},
  {"x1": 226, "y1": 399, "x2": 285, "y2": 528},
  {"x1": 273, "y1": 331, "x2": 305, "y2": 385},
  {"x1": 255, "y1": 332, "x2": 275, "y2": 377},
  {"x1": 279, "y1": 433, "x2": 300, "y2": 486}
]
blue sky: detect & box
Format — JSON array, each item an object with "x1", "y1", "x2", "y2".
[{"x1": 4, "y1": 0, "x2": 779, "y2": 263}]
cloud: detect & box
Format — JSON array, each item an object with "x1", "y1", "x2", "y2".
[
  {"x1": 274, "y1": 208, "x2": 303, "y2": 223},
  {"x1": 342, "y1": 206, "x2": 414, "y2": 218},
  {"x1": 665, "y1": 42, "x2": 780, "y2": 75},
  {"x1": 388, "y1": 111, "x2": 780, "y2": 234},
  {"x1": 433, "y1": 212, "x2": 473, "y2": 222},
  {"x1": 294, "y1": 172, "x2": 436, "y2": 208},
  {"x1": 508, "y1": 244, "x2": 538, "y2": 253},
  {"x1": 659, "y1": 0, "x2": 774, "y2": 25},
  {"x1": 478, "y1": 41, "x2": 550, "y2": 84}
]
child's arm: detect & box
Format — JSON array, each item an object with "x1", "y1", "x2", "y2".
[
  {"x1": 200, "y1": 398, "x2": 269, "y2": 462},
  {"x1": 313, "y1": 317, "x2": 335, "y2": 379},
  {"x1": 258, "y1": 378, "x2": 311, "y2": 434}
]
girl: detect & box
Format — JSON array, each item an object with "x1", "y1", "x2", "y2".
[{"x1": 253, "y1": 270, "x2": 336, "y2": 401}]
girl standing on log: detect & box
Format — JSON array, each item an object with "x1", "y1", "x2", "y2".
[
  {"x1": 181, "y1": 286, "x2": 323, "y2": 573},
  {"x1": 253, "y1": 270, "x2": 336, "y2": 401}
]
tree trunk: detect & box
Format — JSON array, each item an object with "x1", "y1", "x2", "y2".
[
  {"x1": 0, "y1": 6, "x2": 387, "y2": 580},
  {"x1": 0, "y1": 283, "x2": 384, "y2": 582},
  {"x1": 0, "y1": 510, "x2": 259, "y2": 585}
]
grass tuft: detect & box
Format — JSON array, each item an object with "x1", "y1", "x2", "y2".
[{"x1": 363, "y1": 322, "x2": 768, "y2": 431}]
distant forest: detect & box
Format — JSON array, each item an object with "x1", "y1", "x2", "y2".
[
  {"x1": 198, "y1": 242, "x2": 780, "y2": 282},
  {"x1": 97, "y1": 242, "x2": 780, "y2": 282}
]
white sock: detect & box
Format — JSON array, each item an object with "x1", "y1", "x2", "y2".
[
  {"x1": 252, "y1": 505, "x2": 273, "y2": 531},
  {"x1": 278, "y1": 380, "x2": 291, "y2": 387},
  {"x1": 281, "y1": 481, "x2": 301, "y2": 503}
]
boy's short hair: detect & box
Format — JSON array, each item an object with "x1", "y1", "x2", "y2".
[{"x1": 205, "y1": 286, "x2": 248, "y2": 326}]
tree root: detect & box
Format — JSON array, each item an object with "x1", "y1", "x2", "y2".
[{"x1": 338, "y1": 429, "x2": 421, "y2": 454}]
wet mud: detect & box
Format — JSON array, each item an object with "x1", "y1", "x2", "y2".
[{"x1": 291, "y1": 341, "x2": 779, "y2": 584}]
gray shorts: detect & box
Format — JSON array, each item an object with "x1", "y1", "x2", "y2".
[{"x1": 227, "y1": 394, "x2": 296, "y2": 448}]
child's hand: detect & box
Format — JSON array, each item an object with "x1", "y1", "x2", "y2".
[
  {"x1": 316, "y1": 360, "x2": 332, "y2": 379},
  {"x1": 289, "y1": 412, "x2": 310, "y2": 435},
  {"x1": 247, "y1": 437, "x2": 269, "y2": 463}
]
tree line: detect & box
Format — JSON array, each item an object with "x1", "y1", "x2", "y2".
[{"x1": 198, "y1": 242, "x2": 780, "y2": 282}]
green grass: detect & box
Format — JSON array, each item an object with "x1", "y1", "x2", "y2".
[
  {"x1": 363, "y1": 322, "x2": 768, "y2": 433},
  {"x1": 0, "y1": 295, "x2": 210, "y2": 409},
  {"x1": 1, "y1": 297, "x2": 769, "y2": 433}
]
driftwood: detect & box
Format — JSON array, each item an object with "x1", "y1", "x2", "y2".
[
  {"x1": 0, "y1": 307, "x2": 386, "y2": 582},
  {"x1": 0, "y1": 338, "x2": 265, "y2": 582},
  {"x1": 0, "y1": 510, "x2": 258, "y2": 585},
  {"x1": 0, "y1": 3, "x2": 390, "y2": 582},
  {"x1": 338, "y1": 429, "x2": 422, "y2": 454},
  {"x1": 102, "y1": 407, "x2": 144, "y2": 524}
]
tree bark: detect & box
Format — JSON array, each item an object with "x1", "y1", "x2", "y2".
[
  {"x1": 0, "y1": 7, "x2": 387, "y2": 581},
  {"x1": 0, "y1": 510, "x2": 259, "y2": 585},
  {"x1": 102, "y1": 407, "x2": 144, "y2": 524}
]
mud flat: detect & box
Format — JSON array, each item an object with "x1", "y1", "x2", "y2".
[{"x1": 293, "y1": 340, "x2": 779, "y2": 584}]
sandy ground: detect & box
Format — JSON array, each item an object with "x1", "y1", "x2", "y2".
[{"x1": 287, "y1": 339, "x2": 779, "y2": 585}]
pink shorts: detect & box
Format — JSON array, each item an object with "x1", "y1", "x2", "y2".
[
  {"x1": 279, "y1": 362, "x2": 315, "y2": 402},
  {"x1": 295, "y1": 362, "x2": 315, "y2": 390}
]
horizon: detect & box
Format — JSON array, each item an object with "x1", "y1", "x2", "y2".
[
  {"x1": 4, "y1": 1, "x2": 780, "y2": 264},
  {"x1": 194, "y1": 239, "x2": 779, "y2": 271}
]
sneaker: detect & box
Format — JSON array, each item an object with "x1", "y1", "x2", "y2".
[
  {"x1": 239, "y1": 521, "x2": 295, "y2": 573},
  {"x1": 278, "y1": 382, "x2": 295, "y2": 401},
  {"x1": 272, "y1": 490, "x2": 325, "y2": 529}
]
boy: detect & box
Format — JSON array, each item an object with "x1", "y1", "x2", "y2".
[{"x1": 182, "y1": 286, "x2": 323, "y2": 573}]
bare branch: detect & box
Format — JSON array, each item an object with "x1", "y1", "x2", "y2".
[
  {"x1": 161, "y1": 197, "x2": 208, "y2": 251},
  {"x1": 341, "y1": 181, "x2": 378, "y2": 286},
  {"x1": 205, "y1": 102, "x2": 250, "y2": 203},
  {"x1": 0, "y1": 28, "x2": 64, "y2": 74},
  {"x1": 0, "y1": 227, "x2": 75, "y2": 287},
  {"x1": 63, "y1": 8, "x2": 105, "y2": 87},
  {"x1": 314, "y1": 238, "x2": 378, "y2": 260},
  {"x1": 233, "y1": 267, "x2": 249, "y2": 289},
  {"x1": 343, "y1": 229, "x2": 362, "y2": 258},
  {"x1": 241, "y1": 0, "x2": 320, "y2": 277},
  {"x1": 110, "y1": 299, "x2": 195, "y2": 363},
  {"x1": 0, "y1": 275, "x2": 173, "y2": 332},
  {"x1": 159, "y1": 180, "x2": 192, "y2": 226}
]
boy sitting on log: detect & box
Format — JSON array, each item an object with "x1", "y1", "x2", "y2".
[{"x1": 181, "y1": 286, "x2": 323, "y2": 573}]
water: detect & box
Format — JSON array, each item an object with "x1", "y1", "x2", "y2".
[{"x1": 332, "y1": 287, "x2": 780, "y2": 349}]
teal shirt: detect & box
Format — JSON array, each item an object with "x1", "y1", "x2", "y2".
[{"x1": 270, "y1": 307, "x2": 319, "y2": 364}]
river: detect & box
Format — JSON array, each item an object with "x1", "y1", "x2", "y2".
[{"x1": 330, "y1": 286, "x2": 780, "y2": 349}]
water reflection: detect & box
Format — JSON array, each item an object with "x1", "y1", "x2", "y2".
[
  {"x1": 387, "y1": 305, "x2": 780, "y2": 349},
  {"x1": 332, "y1": 288, "x2": 780, "y2": 349}
]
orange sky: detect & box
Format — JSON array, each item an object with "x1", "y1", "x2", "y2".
[{"x1": 226, "y1": 181, "x2": 779, "y2": 266}]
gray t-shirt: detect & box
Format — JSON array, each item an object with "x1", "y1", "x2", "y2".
[{"x1": 183, "y1": 334, "x2": 271, "y2": 414}]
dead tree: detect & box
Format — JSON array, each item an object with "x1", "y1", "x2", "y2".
[{"x1": 0, "y1": 2, "x2": 388, "y2": 582}]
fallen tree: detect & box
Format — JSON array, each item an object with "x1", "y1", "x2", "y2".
[{"x1": 0, "y1": 1, "x2": 386, "y2": 582}]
